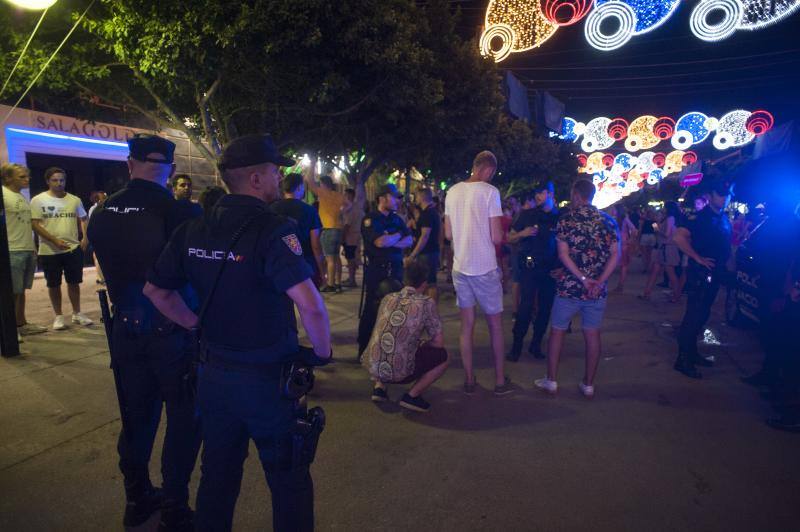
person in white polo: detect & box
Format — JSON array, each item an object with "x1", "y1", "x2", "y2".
[
  {"x1": 444, "y1": 150, "x2": 512, "y2": 396},
  {"x1": 30, "y1": 167, "x2": 93, "y2": 330}
]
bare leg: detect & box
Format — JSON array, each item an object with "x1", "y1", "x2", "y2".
[
  {"x1": 547, "y1": 328, "x2": 567, "y2": 381},
  {"x1": 512, "y1": 281, "x2": 520, "y2": 313},
  {"x1": 485, "y1": 312, "x2": 505, "y2": 386},
  {"x1": 643, "y1": 263, "x2": 663, "y2": 297},
  {"x1": 347, "y1": 259, "x2": 357, "y2": 283},
  {"x1": 325, "y1": 257, "x2": 335, "y2": 288},
  {"x1": 334, "y1": 256, "x2": 342, "y2": 286},
  {"x1": 641, "y1": 247, "x2": 652, "y2": 273},
  {"x1": 48, "y1": 286, "x2": 63, "y2": 316},
  {"x1": 14, "y1": 293, "x2": 26, "y2": 327},
  {"x1": 408, "y1": 360, "x2": 450, "y2": 397},
  {"x1": 67, "y1": 284, "x2": 81, "y2": 313},
  {"x1": 425, "y1": 286, "x2": 438, "y2": 304},
  {"x1": 459, "y1": 307, "x2": 476, "y2": 384},
  {"x1": 665, "y1": 265, "x2": 680, "y2": 302},
  {"x1": 582, "y1": 328, "x2": 602, "y2": 386}
]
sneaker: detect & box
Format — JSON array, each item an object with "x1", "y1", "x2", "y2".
[
  {"x1": 335, "y1": 284, "x2": 343, "y2": 293},
  {"x1": 344, "y1": 279, "x2": 358, "y2": 288},
  {"x1": 320, "y1": 286, "x2": 336, "y2": 293},
  {"x1": 528, "y1": 342, "x2": 545, "y2": 359},
  {"x1": 534, "y1": 377, "x2": 558, "y2": 394},
  {"x1": 158, "y1": 504, "x2": 194, "y2": 532},
  {"x1": 371, "y1": 386, "x2": 389, "y2": 403},
  {"x1": 52, "y1": 315, "x2": 66, "y2": 331},
  {"x1": 18, "y1": 323, "x2": 47, "y2": 336},
  {"x1": 463, "y1": 379, "x2": 477, "y2": 395},
  {"x1": 17, "y1": 331, "x2": 23, "y2": 344},
  {"x1": 399, "y1": 393, "x2": 430, "y2": 412},
  {"x1": 579, "y1": 381, "x2": 595, "y2": 398},
  {"x1": 493, "y1": 377, "x2": 514, "y2": 396},
  {"x1": 123, "y1": 487, "x2": 163, "y2": 528},
  {"x1": 72, "y1": 312, "x2": 94, "y2": 326},
  {"x1": 692, "y1": 354, "x2": 714, "y2": 368}
]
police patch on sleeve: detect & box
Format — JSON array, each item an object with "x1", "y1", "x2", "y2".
[{"x1": 282, "y1": 234, "x2": 303, "y2": 256}]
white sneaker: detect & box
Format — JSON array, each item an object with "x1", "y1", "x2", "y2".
[
  {"x1": 579, "y1": 381, "x2": 595, "y2": 398},
  {"x1": 17, "y1": 331, "x2": 24, "y2": 344},
  {"x1": 534, "y1": 377, "x2": 558, "y2": 394},
  {"x1": 52, "y1": 315, "x2": 66, "y2": 330},
  {"x1": 72, "y1": 313, "x2": 94, "y2": 326}
]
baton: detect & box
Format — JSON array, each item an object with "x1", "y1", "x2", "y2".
[{"x1": 98, "y1": 289, "x2": 133, "y2": 442}]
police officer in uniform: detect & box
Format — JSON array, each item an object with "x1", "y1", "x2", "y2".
[
  {"x1": 144, "y1": 135, "x2": 331, "y2": 532},
  {"x1": 507, "y1": 182, "x2": 559, "y2": 361},
  {"x1": 357, "y1": 184, "x2": 413, "y2": 358},
  {"x1": 672, "y1": 177, "x2": 733, "y2": 379},
  {"x1": 87, "y1": 134, "x2": 201, "y2": 530}
]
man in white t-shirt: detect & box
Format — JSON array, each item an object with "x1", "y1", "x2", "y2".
[
  {"x1": 2, "y1": 163, "x2": 47, "y2": 341},
  {"x1": 30, "y1": 167, "x2": 93, "y2": 330},
  {"x1": 444, "y1": 151, "x2": 512, "y2": 396}
]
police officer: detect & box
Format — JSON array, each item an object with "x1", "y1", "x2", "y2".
[
  {"x1": 506, "y1": 182, "x2": 559, "y2": 361},
  {"x1": 672, "y1": 177, "x2": 733, "y2": 379},
  {"x1": 143, "y1": 135, "x2": 331, "y2": 532},
  {"x1": 357, "y1": 184, "x2": 413, "y2": 358},
  {"x1": 87, "y1": 134, "x2": 201, "y2": 530}
]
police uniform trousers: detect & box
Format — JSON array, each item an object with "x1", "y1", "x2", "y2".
[
  {"x1": 512, "y1": 267, "x2": 556, "y2": 349},
  {"x1": 111, "y1": 315, "x2": 201, "y2": 506},
  {"x1": 195, "y1": 350, "x2": 313, "y2": 532},
  {"x1": 677, "y1": 266, "x2": 721, "y2": 358},
  {"x1": 758, "y1": 296, "x2": 800, "y2": 385},
  {"x1": 357, "y1": 260, "x2": 403, "y2": 356}
]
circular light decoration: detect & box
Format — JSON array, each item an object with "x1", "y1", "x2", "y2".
[
  {"x1": 652, "y1": 152, "x2": 667, "y2": 168},
  {"x1": 581, "y1": 116, "x2": 614, "y2": 152},
  {"x1": 597, "y1": 0, "x2": 682, "y2": 34},
  {"x1": 584, "y1": 1, "x2": 637, "y2": 51},
  {"x1": 560, "y1": 116, "x2": 580, "y2": 141},
  {"x1": 682, "y1": 151, "x2": 698, "y2": 165},
  {"x1": 647, "y1": 168, "x2": 665, "y2": 185},
  {"x1": 607, "y1": 118, "x2": 629, "y2": 140},
  {"x1": 480, "y1": 0, "x2": 559, "y2": 62},
  {"x1": 614, "y1": 152, "x2": 637, "y2": 170},
  {"x1": 745, "y1": 110, "x2": 774, "y2": 135},
  {"x1": 577, "y1": 153, "x2": 589, "y2": 167},
  {"x1": 664, "y1": 150, "x2": 686, "y2": 175},
  {"x1": 690, "y1": 0, "x2": 743, "y2": 42},
  {"x1": 602, "y1": 153, "x2": 615, "y2": 168},
  {"x1": 542, "y1": 0, "x2": 595, "y2": 26},
  {"x1": 738, "y1": 0, "x2": 800, "y2": 31},
  {"x1": 713, "y1": 109, "x2": 755, "y2": 150},
  {"x1": 653, "y1": 116, "x2": 675, "y2": 140},
  {"x1": 584, "y1": 151, "x2": 607, "y2": 174},
  {"x1": 625, "y1": 115, "x2": 660, "y2": 151},
  {"x1": 636, "y1": 151, "x2": 657, "y2": 174},
  {"x1": 5, "y1": 0, "x2": 57, "y2": 9},
  {"x1": 672, "y1": 112, "x2": 712, "y2": 150}
]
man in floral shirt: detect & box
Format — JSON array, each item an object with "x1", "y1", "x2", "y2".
[{"x1": 535, "y1": 179, "x2": 619, "y2": 398}]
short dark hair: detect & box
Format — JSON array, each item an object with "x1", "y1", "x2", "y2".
[
  {"x1": 572, "y1": 179, "x2": 596, "y2": 202},
  {"x1": 418, "y1": 187, "x2": 433, "y2": 202},
  {"x1": 199, "y1": 186, "x2": 227, "y2": 211},
  {"x1": 521, "y1": 190, "x2": 537, "y2": 204},
  {"x1": 282, "y1": 172, "x2": 304, "y2": 194},
  {"x1": 320, "y1": 175, "x2": 335, "y2": 190},
  {"x1": 44, "y1": 167, "x2": 66, "y2": 182},
  {"x1": 403, "y1": 260, "x2": 429, "y2": 289},
  {"x1": 171, "y1": 174, "x2": 191, "y2": 187}
]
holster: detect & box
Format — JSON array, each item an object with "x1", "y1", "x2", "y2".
[{"x1": 290, "y1": 406, "x2": 326, "y2": 469}]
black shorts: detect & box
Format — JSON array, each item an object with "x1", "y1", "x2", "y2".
[
  {"x1": 40, "y1": 248, "x2": 84, "y2": 287},
  {"x1": 417, "y1": 252, "x2": 440, "y2": 284},
  {"x1": 343, "y1": 244, "x2": 358, "y2": 260}
]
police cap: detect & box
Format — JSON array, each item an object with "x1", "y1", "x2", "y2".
[
  {"x1": 128, "y1": 134, "x2": 175, "y2": 163},
  {"x1": 703, "y1": 176, "x2": 734, "y2": 197},
  {"x1": 219, "y1": 135, "x2": 295, "y2": 171},
  {"x1": 376, "y1": 183, "x2": 403, "y2": 199}
]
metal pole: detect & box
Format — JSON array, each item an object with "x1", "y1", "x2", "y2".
[{"x1": 0, "y1": 185, "x2": 21, "y2": 357}]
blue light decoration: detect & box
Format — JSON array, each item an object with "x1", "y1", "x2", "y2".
[
  {"x1": 671, "y1": 112, "x2": 712, "y2": 150},
  {"x1": 4, "y1": 126, "x2": 130, "y2": 167},
  {"x1": 598, "y1": 0, "x2": 680, "y2": 33},
  {"x1": 559, "y1": 117, "x2": 580, "y2": 142}
]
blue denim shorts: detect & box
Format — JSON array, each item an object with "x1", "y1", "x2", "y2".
[
  {"x1": 320, "y1": 228, "x2": 343, "y2": 257},
  {"x1": 550, "y1": 296, "x2": 607, "y2": 330}
]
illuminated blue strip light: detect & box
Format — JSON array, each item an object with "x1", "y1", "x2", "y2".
[{"x1": 5, "y1": 126, "x2": 129, "y2": 149}]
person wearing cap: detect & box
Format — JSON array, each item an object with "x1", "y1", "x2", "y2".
[
  {"x1": 506, "y1": 182, "x2": 559, "y2": 361},
  {"x1": 672, "y1": 177, "x2": 733, "y2": 379},
  {"x1": 144, "y1": 134, "x2": 331, "y2": 532},
  {"x1": 357, "y1": 183, "x2": 413, "y2": 359},
  {"x1": 87, "y1": 133, "x2": 202, "y2": 530}
]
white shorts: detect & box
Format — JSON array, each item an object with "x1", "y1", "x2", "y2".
[{"x1": 452, "y1": 268, "x2": 503, "y2": 315}]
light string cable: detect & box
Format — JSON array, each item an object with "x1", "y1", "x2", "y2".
[
  {"x1": 1, "y1": 0, "x2": 97, "y2": 127},
  {"x1": 0, "y1": 7, "x2": 50, "y2": 99}
]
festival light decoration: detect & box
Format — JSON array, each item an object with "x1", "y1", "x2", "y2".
[
  {"x1": 6, "y1": 0, "x2": 58, "y2": 9},
  {"x1": 608, "y1": 118, "x2": 628, "y2": 140},
  {"x1": 482, "y1": 0, "x2": 800, "y2": 60},
  {"x1": 712, "y1": 109, "x2": 755, "y2": 150},
  {"x1": 581, "y1": 116, "x2": 614, "y2": 152},
  {"x1": 672, "y1": 112, "x2": 713, "y2": 150},
  {"x1": 745, "y1": 110, "x2": 774, "y2": 135},
  {"x1": 480, "y1": 0, "x2": 558, "y2": 62},
  {"x1": 625, "y1": 115, "x2": 660, "y2": 151}
]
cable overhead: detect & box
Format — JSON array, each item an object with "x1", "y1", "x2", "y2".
[{"x1": 0, "y1": 8, "x2": 50, "y2": 99}]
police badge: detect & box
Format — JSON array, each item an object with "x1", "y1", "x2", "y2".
[{"x1": 282, "y1": 234, "x2": 303, "y2": 255}]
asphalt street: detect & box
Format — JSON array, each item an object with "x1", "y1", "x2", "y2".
[{"x1": 0, "y1": 265, "x2": 798, "y2": 531}]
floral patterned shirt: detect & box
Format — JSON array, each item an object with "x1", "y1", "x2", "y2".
[
  {"x1": 553, "y1": 204, "x2": 619, "y2": 300},
  {"x1": 362, "y1": 287, "x2": 442, "y2": 383}
]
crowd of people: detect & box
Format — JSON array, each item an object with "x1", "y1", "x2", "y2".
[{"x1": 2, "y1": 137, "x2": 799, "y2": 530}]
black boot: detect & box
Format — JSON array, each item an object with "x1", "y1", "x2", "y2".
[
  {"x1": 674, "y1": 355, "x2": 702, "y2": 379},
  {"x1": 528, "y1": 340, "x2": 545, "y2": 359},
  {"x1": 506, "y1": 337, "x2": 522, "y2": 362},
  {"x1": 692, "y1": 354, "x2": 714, "y2": 367},
  {"x1": 123, "y1": 485, "x2": 162, "y2": 528},
  {"x1": 158, "y1": 502, "x2": 194, "y2": 532}
]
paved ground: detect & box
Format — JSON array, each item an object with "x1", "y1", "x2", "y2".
[{"x1": 1, "y1": 264, "x2": 798, "y2": 531}]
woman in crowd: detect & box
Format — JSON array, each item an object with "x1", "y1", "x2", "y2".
[
  {"x1": 641, "y1": 201, "x2": 682, "y2": 302},
  {"x1": 613, "y1": 204, "x2": 637, "y2": 292},
  {"x1": 638, "y1": 207, "x2": 657, "y2": 273}
]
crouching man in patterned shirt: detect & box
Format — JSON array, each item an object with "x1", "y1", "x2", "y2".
[{"x1": 362, "y1": 261, "x2": 449, "y2": 412}]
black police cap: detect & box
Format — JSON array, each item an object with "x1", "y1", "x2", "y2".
[
  {"x1": 128, "y1": 133, "x2": 175, "y2": 163},
  {"x1": 219, "y1": 135, "x2": 295, "y2": 171}
]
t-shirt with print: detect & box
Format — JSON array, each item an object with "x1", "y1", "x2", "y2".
[
  {"x1": 316, "y1": 187, "x2": 345, "y2": 229},
  {"x1": 2, "y1": 186, "x2": 35, "y2": 251},
  {"x1": 554, "y1": 204, "x2": 619, "y2": 300},
  {"x1": 444, "y1": 181, "x2": 503, "y2": 276},
  {"x1": 30, "y1": 192, "x2": 87, "y2": 255}
]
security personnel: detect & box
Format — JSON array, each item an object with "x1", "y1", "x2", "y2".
[
  {"x1": 672, "y1": 177, "x2": 733, "y2": 379},
  {"x1": 143, "y1": 135, "x2": 331, "y2": 532},
  {"x1": 87, "y1": 134, "x2": 201, "y2": 530},
  {"x1": 357, "y1": 184, "x2": 413, "y2": 358},
  {"x1": 507, "y1": 182, "x2": 559, "y2": 361}
]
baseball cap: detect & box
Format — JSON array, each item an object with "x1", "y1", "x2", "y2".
[
  {"x1": 128, "y1": 134, "x2": 175, "y2": 163},
  {"x1": 377, "y1": 183, "x2": 403, "y2": 198},
  {"x1": 219, "y1": 135, "x2": 295, "y2": 171}
]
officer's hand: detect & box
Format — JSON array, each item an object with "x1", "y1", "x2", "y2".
[{"x1": 697, "y1": 257, "x2": 716, "y2": 270}]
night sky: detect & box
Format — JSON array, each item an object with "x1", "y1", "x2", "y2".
[{"x1": 453, "y1": 1, "x2": 800, "y2": 125}]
